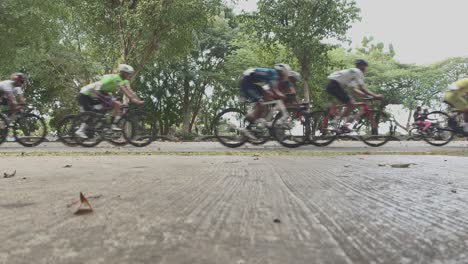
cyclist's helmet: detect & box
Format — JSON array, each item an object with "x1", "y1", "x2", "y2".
[
  {"x1": 10, "y1": 73, "x2": 27, "y2": 85},
  {"x1": 289, "y1": 71, "x2": 301, "y2": 82},
  {"x1": 118, "y1": 64, "x2": 135, "y2": 74},
  {"x1": 355, "y1": 59, "x2": 369, "y2": 68},
  {"x1": 274, "y1": 63, "x2": 292, "y2": 77}
]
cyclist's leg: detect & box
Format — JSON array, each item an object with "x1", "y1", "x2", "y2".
[
  {"x1": 326, "y1": 80, "x2": 354, "y2": 123},
  {"x1": 240, "y1": 76, "x2": 264, "y2": 122},
  {"x1": 76, "y1": 94, "x2": 94, "y2": 137}
]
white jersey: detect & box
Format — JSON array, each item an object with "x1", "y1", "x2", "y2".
[
  {"x1": 0, "y1": 80, "x2": 23, "y2": 95},
  {"x1": 328, "y1": 68, "x2": 365, "y2": 88}
]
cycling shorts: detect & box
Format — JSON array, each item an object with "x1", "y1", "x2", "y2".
[
  {"x1": 240, "y1": 75, "x2": 264, "y2": 102},
  {"x1": 326, "y1": 79, "x2": 351, "y2": 104}
]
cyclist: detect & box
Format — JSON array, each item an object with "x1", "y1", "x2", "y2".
[
  {"x1": 444, "y1": 78, "x2": 468, "y2": 132},
  {"x1": 0, "y1": 73, "x2": 27, "y2": 121},
  {"x1": 75, "y1": 64, "x2": 144, "y2": 139},
  {"x1": 240, "y1": 64, "x2": 291, "y2": 121},
  {"x1": 413, "y1": 106, "x2": 431, "y2": 133},
  {"x1": 282, "y1": 70, "x2": 301, "y2": 105},
  {"x1": 326, "y1": 59, "x2": 383, "y2": 131}
]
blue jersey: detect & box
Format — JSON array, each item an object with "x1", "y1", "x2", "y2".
[{"x1": 243, "y1": 68, "x2": 278, "y2": 88}]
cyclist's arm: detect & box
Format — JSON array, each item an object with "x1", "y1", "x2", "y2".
[
  {"x1": 119, "y1": 85, "x2": 143, "y2": 104},
  {"x1": 5, "y1": 92, "x2": 16, "y2": 106},
  {"x1": 16, "y1": 94, "x2": 26, "y2": 104},
  {"x1": 354, "y1": 85, "x2": 382, "y2": 99}
]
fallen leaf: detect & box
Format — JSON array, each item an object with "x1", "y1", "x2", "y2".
[
  {"x1": 451, "y1": 189, "x2": 457, "y2": 194},
  {"x1": 253, "y1": 158, "x2": 259, "y2": 160},
  {"x1": 344, "y1": 165, "x2": 351, "y2": 168},
  {"x1": 3, "y1": 170, "x2": 16, "y2": 178},
  {"x1": 64, "y1": 165, "x2": 72, "y2": 168},
  {"x1": 22, "y1": 177, "x2": 27, "y2": 180},
  {"x1": 378, "y1": 163, "x2": 386, "y2": 167},
  {"x1": 73, "y1": 192, "x2": 94, "y2": 215},
  {"x1": 273, "y1": 218, "x2": 282, "y2": 223}
]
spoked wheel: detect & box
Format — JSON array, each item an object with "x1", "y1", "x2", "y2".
[
  {"x1": 122, "y1": 110, "x2": 155, "y2": 147},
  {"x1": 273, "y1": 110, "x2": 309, "y2": 148},
  {"x1": 355, "y1": 110, "x2": 391, "y2": 147},
  {"x1": 308, "y1": 111, "x2": 337, "y2": 147},
  {"x1": 73, "y1": 111, "x2": 103, "y2": 147},
  {"x1": 57, "y1": 115, "x2": 78, "y2": 147},
  {"x1": 213, "y1": 108, "x2": 248, "y2": 148},
  {"x1": 422, "y1": 127, "x2": 454, "y2": 146},
  {"x1": 246, "y1": 120, "x2": 271, "y2": 145},
  {"x1": 427, "y1": 111, "x2": 451, "y2": 128},
  {"x1": 0, "y1": 115, "x2": 9, "y2": 146},
  {"x1": 13, "y1": 113, "x2": 47, "y2": 147},
  {"x1": 408, "y1": 127, "x2": 422, "y2": 141},
  {"x1": 107, "y1": 117, "x2": 127, "y2": 146}
]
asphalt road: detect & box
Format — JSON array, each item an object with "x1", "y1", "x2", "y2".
[{"x1": 1, "y1": 143, "x2": 468, "y2": 263}]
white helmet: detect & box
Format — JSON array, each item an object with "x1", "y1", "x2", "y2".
[
  {"x1": 118, "y1": 64, "x2": 134, "y2": 74},
  {"x1": 274, "y1": 63, "x2": 292, "y2": 76}
]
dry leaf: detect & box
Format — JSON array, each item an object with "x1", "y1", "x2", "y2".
[
  {"x1": 64, "y1": 165, "x2": 72, "y2": 168},
  {"x1": 74, "y1": 192, "x2": 94, "y2": 215},
  {"x1": 3, "y1": 170, "x2": 16, "y2": 178}
]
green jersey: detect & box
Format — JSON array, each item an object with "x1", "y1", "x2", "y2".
[{"x1": 80, "y1": 74, "x2": 129, "y2": 96}]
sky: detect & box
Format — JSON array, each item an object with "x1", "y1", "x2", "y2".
[{"x1": 235, "y1": 0, "x2": 468, "y2": 65}]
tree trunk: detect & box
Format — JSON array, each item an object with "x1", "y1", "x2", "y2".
[
  {"x1": 181, "y1": 74, "x2": 192, "y2": 138},
  {"x1": 299, "y1": 57, "x2": 310, "y2": 103}
]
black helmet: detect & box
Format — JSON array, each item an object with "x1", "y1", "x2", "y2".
[{"x1": 355, "y1": 59, "x2": 369, "y2": 68}]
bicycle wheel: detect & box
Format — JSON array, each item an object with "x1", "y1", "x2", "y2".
[
  {"x1": 0, "y1": 115, "x2": 9, "y2": 145},
  {"x1": 408, "y1": 127, "x2": 422, "y2": 141},
  {"x1": 213, "y1": 108, "x2": 248, "y2": 148},
  {"x1": 57, "y1": 115, "x2": 78, "y2": 146},
  {"x1": 273, "y1": 110, "x2": 309, "y2": 148},
  {"x1": 355, "y1": 110, "x2": 391, "y2": 147},
  {"x1": 308, "y1": 111, "x2": 337, "y2": 147},
  {"x1": 422, "y1": 127, "x2": 454, "y2": 146},
  {"x1": 427, "y1": 111, "x2": 450, "y2": 128},
  {"x1": 107, "y1": 117, "x2": 127, "y2": 146},
  {"x1": 246, "y1": 120, "x2": 271, "y2": 145},
  {"x1": 122, "y1": 110, "x2": 155, "y2": 147},
  {"x1": 73, "y1": 112, "x2": 103, "y2": 147},
  {"x1": 13, "y1": 113, "x2": 47, "y2": 147}
]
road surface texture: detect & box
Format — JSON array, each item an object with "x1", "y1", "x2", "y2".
[
  {"x1": 1, "y1": 141, "x2": 468, "y2": 155},
  {"x1": 1, "y1": 151, "x2": 468, "y2": 264}
]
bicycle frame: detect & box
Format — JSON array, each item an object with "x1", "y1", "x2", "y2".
[
  {"x1": 255, "y1": 99, "x2": 289, "y2": 127},
  {"x1": 320, "y1": 101, "x2": 374, "y2": 132}
]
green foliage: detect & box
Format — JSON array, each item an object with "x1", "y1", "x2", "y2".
[{"x1": 249, "y1": 0, "x2": 361, "y2": 102}]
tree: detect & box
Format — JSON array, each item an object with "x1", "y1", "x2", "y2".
[{"x1": 250, "y1": 0, "x2": 360, "y2": 103}]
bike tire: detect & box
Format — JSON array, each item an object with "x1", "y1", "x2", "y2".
[
  {"x1": 272, "y1": 110, "x2": 309, "y2": 148},
  {"x1": 122, "y1": 110, "x2": 155, "y2": 147},
  {"x1": 72, "y1": 112, "x2": 103, "y2": 148},
  {"x1": 107, "y1": 117, "x2": 128, "y2": 146},
  {"x1": 308, "y1": 111, "x2": 337, "y2": 147},
  {"x1": 0, "y1": 115, "x2": 9, "y2": 146},
  {"x1": 422, "y1": 127, "x2": 454, "y2": 147},
  {"x1": 57, "y1": 115, "x2": 78, "y2": 147},
  {"x1": 213, "y1": 108, "x2": 248, "y2": 148},
  {"x1": 357, "y1": 110, "x2": 391, "y2": 147},
  {"x1": 13, "y1": 113, "x2": 47, "y2": 147}
]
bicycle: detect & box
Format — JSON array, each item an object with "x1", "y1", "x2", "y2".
[
  {"x1": 407, "y1": 111, "x2": 453, "y2": 146},
  {"x1": 308, "y1": 98, "x2": 392, "y2": 147},
  {"x1": 213, "y1": 99, "x2": 310, "y2": 148},
  {"x1": 72, "y1": 104, "x2": 156, "y2": 148},
  {"x1": 0, "y1": 104, "x2": 47, "y2": 147}
]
